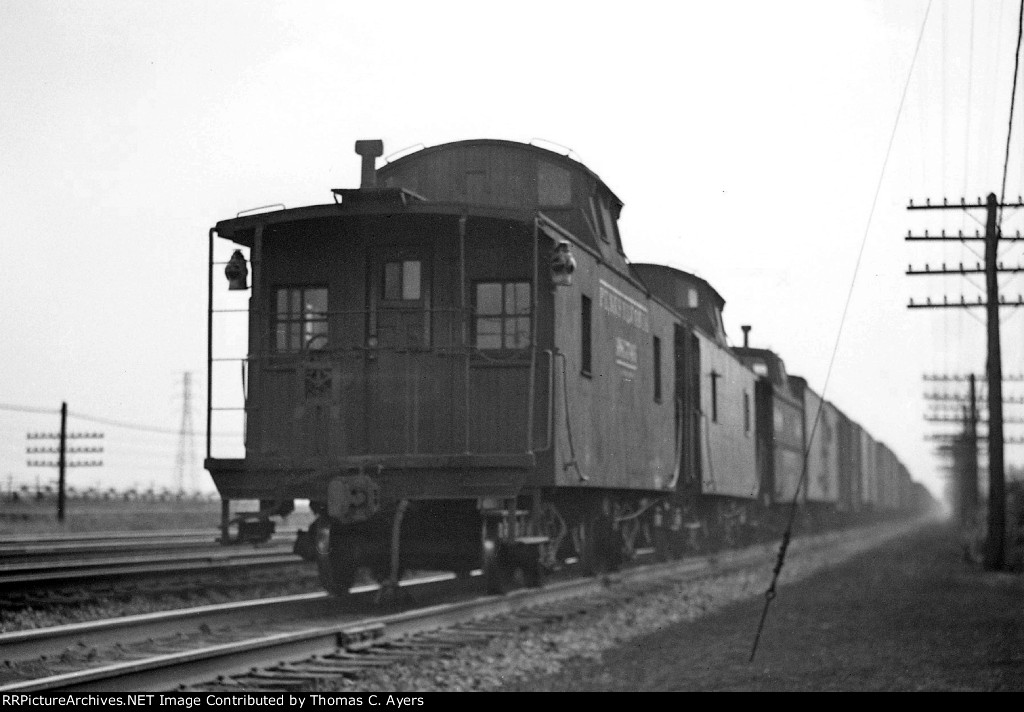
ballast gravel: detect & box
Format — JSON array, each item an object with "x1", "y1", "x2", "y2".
[
  {"x1": 0, "y1": 564, "x2": 323, "y2": 633},
  {"x1": 333, "y1": 522, "x2": 917, "y2": 692}
]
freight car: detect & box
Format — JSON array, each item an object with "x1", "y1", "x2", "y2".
[{"x1": 205, "y1": 138, "x2": 917, "y2": 595}]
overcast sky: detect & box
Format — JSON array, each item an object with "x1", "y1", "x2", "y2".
[{"x1": 3, "y1": 0, "x2": 1023, "y2": 501}]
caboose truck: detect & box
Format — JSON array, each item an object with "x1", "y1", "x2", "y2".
[{"x1": 206, "y1": 138, "x2": 912, "y2": 597}]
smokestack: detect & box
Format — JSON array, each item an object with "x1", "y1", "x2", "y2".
[
  {"x1": 354, "y1": 140, "x2": 384, "y2": 189},
  {"x1": 741, "y1": 325, "x2": 751, "y2": 348}
]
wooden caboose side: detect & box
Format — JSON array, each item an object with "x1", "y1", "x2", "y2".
[
  {"x1": 379, "y1": 139, "x2": 679, "y2": 495},
  {"x1": 801, "y1": 386, "x2": 841, "y2": 509},
  {"x1": 733, "y1": 346, "x2": 806, "y2": 506},
  {"x1": 860, "y1": 429, "x2": 880, "y2": 509},
  {"x1": 630, "y1": 264, "x2": 760, "y2": 504},
  {"x1": 836, "y1": 414, "x2": 865, "y2": 514},
  {"x1": 209, "y1": 203, "x2": 547, "y2": 500}
]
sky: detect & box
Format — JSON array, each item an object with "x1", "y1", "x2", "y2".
[{"x1": 2, "y1": 0, "x2": 1024, "y2": 502}]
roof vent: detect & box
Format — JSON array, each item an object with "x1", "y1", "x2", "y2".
[{"x1": 354, "y1": 140, "x2": 384, "y2": 189}]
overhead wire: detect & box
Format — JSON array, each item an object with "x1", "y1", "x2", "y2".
[
  {"x1": 999, "y1": 0, "x2": 1024, "y2": 225},
  {"x1": 749, "y1": 0, "x2": 934, "y2": 662},
  {"x1": 69, "y1": 410, "x2": 240, "y2": 437},
  {"x1": 0, "y1": 397, "x2": 241, "y2": 438},
  {"x1": 996, "y1": 0, "x2": 1024, "y2": 390},
  {"x1": 0, "y1": 402, "x2": 59, "y2": 416},
  {"x1": 943, "y1": 0, "x2": 949, "y2": 377}
]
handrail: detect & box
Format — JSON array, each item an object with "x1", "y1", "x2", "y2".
[
  {"x1": 665, "y1": 397, "x2": 684, "y2": 490},
  {"x1": 236, "y1": 203, "x2": 286, "y2": 218},
  {"x1": 536, "y1": 349, "x2": 555, "y2": 453}
]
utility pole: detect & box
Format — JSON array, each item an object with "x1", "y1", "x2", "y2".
[
  {"x1": 907, "y1": 193, "x2": 1024, "y2": 570},
  {"x1": 967, "y1": 374, "x2": 979, "y2": 519},
  {"x1": 27, "y1": 402, "x2": 104, "y2": 523},
  {"x1": 175, "y1": 371, "x2": 197, "y2": 495},
  {"x1": 58, "y1": 402, "x2": 66, "y2": 522},
  {"x1": 922, "y1": 374, "x2": 982, "y2": 526},
  {"x1": 983, "y1": 195, "x2": 1005, "y2": 572}
]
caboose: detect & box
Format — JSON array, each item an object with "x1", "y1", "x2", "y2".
[{"x1": 205, "y1": 139, "x2": 768, "y2": 594}]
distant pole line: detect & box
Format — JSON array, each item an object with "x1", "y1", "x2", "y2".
[{"x1": 26, "y1": 402, "x2": 104, "y2": 522}]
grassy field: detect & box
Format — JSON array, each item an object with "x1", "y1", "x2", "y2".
[
  {"x1": 0, "y1": 497, "x2": 314, "y2": 535},
  {"x1": 507, "y1": 522, "x2": 1024, "y2": 691}
]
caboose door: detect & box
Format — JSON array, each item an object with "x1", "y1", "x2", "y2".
[
  {"x1": 674, "y1": 325, "x2": 701, "y2": 486},
  {"x1": 366, "y1": 248, "x2": 432, "y2": 454}
]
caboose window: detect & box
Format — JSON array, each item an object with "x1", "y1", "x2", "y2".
[
  {"x1": 474, "y1": 281, "x2": 531, "y2": 350},
  {"x1": 383, "y1": 260, "x2": 422, "y2": 301},
  {"x1": 274, "y1": 287, "x2": 328, "y2": 352}
]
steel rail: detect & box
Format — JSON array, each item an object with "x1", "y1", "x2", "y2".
[
  {"x1": 0, "y1": 547, "x2": 302, "y2": 587},
  {"x1": 0, "y1": 572, "x2": 460, "y2": 664},
  {"x1": 0, "y1": 519, "x2": 923, "y2": 693},
  {"x1": 0, "y1": 532, "x2": 297, "y2": 558},
  {"x1": 0, "y1": 528, "x2": 299, "y2": 544}
]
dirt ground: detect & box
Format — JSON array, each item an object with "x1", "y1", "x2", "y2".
[{"x1": 507, "y1": 521, "x2": 1024, "y2": 691}]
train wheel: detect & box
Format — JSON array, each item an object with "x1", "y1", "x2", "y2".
[
  {"x1": 483, "y1": 538, "x2": 512, "y2": 595},
  {"x1": 315, "y1": 524, "x2": 360, "y2": 596},
  {"x1": 653, "y1": 527, "x2": 670, "y2": 562},
  {"x1": 578, "y1": 515, "x2": 620, "y2": 575},
  {"x1": 519, "y1": 543, "x2": 546, "y2": 588}
]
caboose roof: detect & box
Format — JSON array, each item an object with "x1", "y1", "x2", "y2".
[
  {"x1": 733, "y1": 346, "x2": 789, "y2": 387},
  {"x1": 378, "y1": 138, "x2": 624, "y2": 206},
  {"x1": 629, "y1": 263, "x2": 726, "y2": 309},
  {"x1": 214, "y1": 196, "x2": 540, "y2": 247}
]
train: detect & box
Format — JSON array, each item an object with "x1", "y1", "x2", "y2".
[{"x1": 204, "y1": 138, "x2": 930, "y2": 595}]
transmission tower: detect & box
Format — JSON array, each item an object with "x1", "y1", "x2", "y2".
[{"x1": 174, "y1": 372, "x2": 197, "y2": 494}]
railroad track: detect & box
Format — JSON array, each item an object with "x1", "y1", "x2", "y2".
[
  {"x1": 0, "y1": 529, "x2": 303, "y2": 588},
  {"x1": 0, "y1": 528, "x2": 298, "y2": 556},
  {"x1": 0, "y1": 518, "x2": 924, "y2": 692}
]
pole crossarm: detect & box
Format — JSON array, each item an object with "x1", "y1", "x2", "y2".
[
  {"x1": 903, "y1": 228, "x2": 1024, "y2": 241},
  {"x1": 923, "y1": 392, "x2": 1024, "y2": 403},
  {"x1": 923, "y1": 373, "x2": 1024, "y2": 381},
  {"x1": 924, "y1": 415, "x2": 1024, "y2": 423},
  {"x1": 907, "y1": 198, "x2": 1024, "y2": 210},
  {"x1": 26, "y1": 446, "x2": 103, "y2": 454},
  {"x1": 926, "y1": 434, "x2": 1024, "y2": 444},
  {"x1": 906, "y1": 264, "x2": 1024, "y2": 275},
  {"x1": 26, "y1": 432, "x2": 104, "y2": 440},
  {"x1": 908, "y1": 296, "x2": 1024, "y2": 308}
]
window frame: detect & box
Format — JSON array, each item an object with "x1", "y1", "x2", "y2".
[
  {"x1": 382, "y1": 259, "x2": 423, "y2": 302},
  {"x1": 272, "y1": 285, "x2": 329, "y2": 353},
  {"x1": 472, "y1": 279, "x2": 533, "y2": 352}
]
